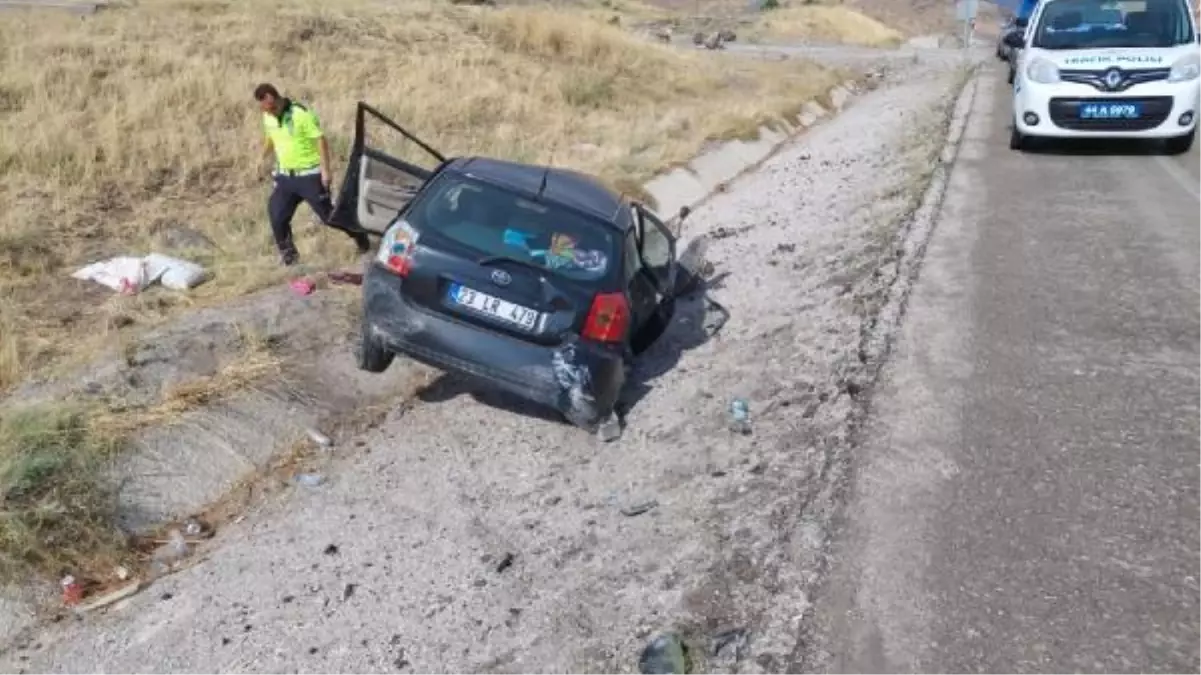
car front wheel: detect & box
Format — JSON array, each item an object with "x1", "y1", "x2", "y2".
[
  {"x1": 356, "y1": 316, "x2": 394, "y2": 373},
  {"x1": 1163, "y1": 129, "x2": 1195, "y2": 155},
  {"x1": 1009, "y1": 123, "x2": 1027, "y2": 151}
]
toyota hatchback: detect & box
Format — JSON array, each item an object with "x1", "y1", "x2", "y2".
[{"x1": 330, "y1": 103, "x2": 683, "y2": 433}]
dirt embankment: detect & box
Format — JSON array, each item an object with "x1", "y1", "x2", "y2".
[{"x1": 1, "y1": 57, "x2": 973, "y2": 673}]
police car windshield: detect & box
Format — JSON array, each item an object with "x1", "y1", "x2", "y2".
[
  {"x1": 1032, "y1": 0, "x2": 1195, "y2": 48},
  {"x1": 406, "y1": 174, "x2": 616, "y2": 282}
]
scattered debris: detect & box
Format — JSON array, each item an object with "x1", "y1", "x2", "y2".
[
  {"x1": 151, "y1": 529, "x2": 190, "y2": 570},
  {"x1": 728, "y1": 398, "x2": 751, "y2": 435},
  {"x1": 639, "y1": 632, "x2": 690, "y2": 674},
  {"x1": 323, "y1": 544, "x2": 340, "y2": 556},
  {"x1": 343, "y1": 583, "x2": 357, "y2": 600},
  {"x1": 182, "y1": 516, "x2": 214, "y2": 539},
  {"x1": 306, "y1": 427, "x2": 333, "y2": 449},
  {"x1": 495, "y1": 552, "x2": 515, "y2": 573},
  {"x1": 703, "y1": 32, "x2": 727, "y2": 50},
  {"x1": 327, "y1": 270, "x2": 363, "y2": 286},
  {"x1": 60, "y1": 576, "x2": 83, "y2": 606},
  {"x1": 295, "y1": 473, "x2": 326, "y2": 487},
  {"x1": 718, "y1": 28, "x2": 737, "y2": 42},
  {"x1": 73, "y1": 579, "x2": 148, "y2": 614},
  {"x1": 114, "y1": 566, "x2": 130, "y2": 581},
  {"x1": 620, "y1": 499, "x2": 659, "y2": 517},
  {"x1": 712, "y1": 627, "x2": 749, "y2": 661}
]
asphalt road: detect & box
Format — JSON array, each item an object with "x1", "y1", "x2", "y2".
[{"x1": 809, "y1": 67, "x2": 1201, "y2": 673}]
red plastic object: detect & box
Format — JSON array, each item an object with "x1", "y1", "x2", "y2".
[
  {"x1": 61, "y1": 576, "x2": 83, "y2": 605},
  {"x1": 289, "y1": 278, "x2": 315, "y2": 296}
]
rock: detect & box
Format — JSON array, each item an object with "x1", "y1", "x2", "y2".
[
  {"x1": 151, "y1": 221, "x2": 216, "y2": 252},
  {"x1": 620, "y1": 499, "x2": 659, "y2": 517},
  {"x1": 718, "y1": 29, "x2": 737, "y2": 42},
  {"x1": 703, "y1": 32, "x2": 725, "y2": 50},
  {"x1": 495, "y1": 552, "x2": 515, "y2": 573}
]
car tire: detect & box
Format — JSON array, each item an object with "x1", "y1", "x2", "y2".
[
  {"x1": 1163, "y1": 130, "x2": 1195, "y2": 155},
  {"x1": 356, "y1": 317, "x2": 394, "y2": 373},
  {"x1": 1009, "y1": 124, "x2": 1027, "y2": 151}
]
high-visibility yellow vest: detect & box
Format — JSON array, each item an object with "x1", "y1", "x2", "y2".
[{"x1": 263, "y1": 100, "x2": 323, "y2": 171}]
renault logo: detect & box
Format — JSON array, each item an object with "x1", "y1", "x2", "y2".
[
  {"x1": 490, "y1": 269, "x2": 512, "y2": 287},
  {"x1": 1104, "y1": 68, "x2": 1123, "y2": 90}
]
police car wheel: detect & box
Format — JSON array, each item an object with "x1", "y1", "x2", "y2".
[
  {"x1": 1009, "y1": 124, "x2": 1027, "y2": 151},
  {"x1": 1163, "y1": 130, "x2": 1195, "y2": 156}
]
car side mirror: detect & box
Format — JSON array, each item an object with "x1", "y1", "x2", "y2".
[
  {"x1": 1014, "y1": 16, "x2": 1028, "y2": 27},
  {"x1": 1004, "y1": 31, "x2": 1025, "y2": 48}
]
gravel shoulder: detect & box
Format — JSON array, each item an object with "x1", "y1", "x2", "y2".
[{"x1": 2, "y1": 61, "x2": 968, "y2": 674}]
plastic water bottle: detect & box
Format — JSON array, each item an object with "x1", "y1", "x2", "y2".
[
  {"x1": 729, "y1": 398, "x2": 751, "y2": 435},
  {"x1": 639, "y1": 633, "x2": 689, "y2": 674}
]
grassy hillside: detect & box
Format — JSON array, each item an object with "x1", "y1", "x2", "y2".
[{"x1": 0, "y1": 0, "x2": 843, "y2": 393}]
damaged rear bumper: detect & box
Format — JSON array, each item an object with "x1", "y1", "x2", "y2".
[{"x1": 361, "y1": 264, "x2": 626, "y2": 426}]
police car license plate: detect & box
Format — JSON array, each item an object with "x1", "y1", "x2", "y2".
[
  {"x1": 448, "y1": 283, "x2": 540, "y2": 330},
  {"x1": 1079, "y1": 102, "x2": 1142, "y2": 120}
]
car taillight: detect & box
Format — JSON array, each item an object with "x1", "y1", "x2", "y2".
[
  {"x1": 376, "y1": 220, "x2": 419, "y2": 278},
  {"x1": 581, "y1": 292, "x2": 630, "y2": 343}
]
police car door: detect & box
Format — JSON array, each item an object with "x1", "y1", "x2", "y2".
[{"x1": 331, "y1": 102, "x2": 447, "y2": 236}]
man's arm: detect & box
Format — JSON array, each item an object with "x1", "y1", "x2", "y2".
[
  {"x1": 305, "y1": 112, "x2": 334, "y2": 189},
  {"x1": 318, "y1": 135, "x2": 332, "y2": 189}
]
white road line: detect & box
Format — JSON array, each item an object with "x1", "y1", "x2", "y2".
[{"x1": 1155, "y1": 154, "x2": 1201, "y2": 202}]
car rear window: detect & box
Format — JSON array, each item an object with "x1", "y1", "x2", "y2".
[{"x1": 405, "y1": 174, "x2": 617, "y2": 282}]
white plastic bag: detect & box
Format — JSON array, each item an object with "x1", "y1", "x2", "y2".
[
  {"x1": 143, "y1": 253, "x2": 210, "y2": 291},
  {"x1": 71, "y1": 256, "x2": 162, "y2": 294}
]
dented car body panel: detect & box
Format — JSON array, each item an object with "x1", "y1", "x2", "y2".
[{"x1": 363, "y1": 263, "x2": 627, "y2": 426}]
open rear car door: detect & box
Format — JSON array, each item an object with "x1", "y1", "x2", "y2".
[{"x1": 331, "y1": 102, "x2": 447, "y2": 236}]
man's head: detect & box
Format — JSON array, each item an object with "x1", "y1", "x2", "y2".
[{"x1": 254, "y1": 82, "x2": 284, "y2": 115}]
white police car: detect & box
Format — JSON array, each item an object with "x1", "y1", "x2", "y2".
[{"x1": 1004, "y1": 0, "x2": 1200, "y2": 154}]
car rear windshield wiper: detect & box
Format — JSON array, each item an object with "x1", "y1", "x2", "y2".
[{"x1": 477, "y1": 254, "x2": 547, "y2": 275}]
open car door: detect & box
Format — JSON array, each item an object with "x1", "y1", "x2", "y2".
[
  {"x1": 633, "y1": 203, "x2": 679, "y2": 303},
  {"x1": 330, "y1": 102, "x2": 447, "y2": 236}
]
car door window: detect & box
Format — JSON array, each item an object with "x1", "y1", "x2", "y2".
[
  {"x1": 635, "y1": 206, "x2": 676, "y2": 293},
  {"x1": 624, "y1": 229, "x2": 643, "y2": 285}
]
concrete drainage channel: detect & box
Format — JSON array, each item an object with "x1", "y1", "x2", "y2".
[{"x1": 646, "y1": 79, "x2": 863, "y2": 224}]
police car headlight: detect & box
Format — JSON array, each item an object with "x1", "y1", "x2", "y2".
[
  {"x1": 1026, "y1": 57, "x2": 1061, "y2": 84},
  {"x1": 1168, "y1": 52, "x2": 1201, "y2": 82}
]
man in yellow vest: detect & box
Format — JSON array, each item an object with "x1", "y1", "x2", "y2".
[{"x1": 255, "y1": 83, "x2": 370, "y2": 266}]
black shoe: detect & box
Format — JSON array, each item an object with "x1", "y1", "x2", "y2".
[{"x1": 281, "y1": 250, "x2": 299, "y2": 266}]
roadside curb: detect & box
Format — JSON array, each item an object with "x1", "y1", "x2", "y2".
[{"x1": 642, "y1": 78, "x2": 864, "y2": 224}]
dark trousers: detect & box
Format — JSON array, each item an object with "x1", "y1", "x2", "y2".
[{"x1": 268, "y1": 172, "x2": 369, "y2": 264}]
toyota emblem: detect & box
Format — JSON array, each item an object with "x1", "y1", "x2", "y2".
[
  {"x1": 1104, "y1": 68, "x2": 1123, "y2": 90},
  {"x1": 490, "y1": 269, "x2": 512, "y2": 287}
]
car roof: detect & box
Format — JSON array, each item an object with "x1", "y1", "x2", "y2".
[{"x1": 445, "y1": 156, "x2": 629, "y2": 227}]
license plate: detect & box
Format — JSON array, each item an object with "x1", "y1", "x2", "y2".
[
  {"x1": 448, "y1": 283, "x2": 540, "y2": 330},
  {"x1": 1079, "y1": 102, "x2": 1142, "y2": 120}
]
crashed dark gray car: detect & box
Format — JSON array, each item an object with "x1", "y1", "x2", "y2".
[{"x1": 330, "y1": 103, "x2": 684, "y2": 432}]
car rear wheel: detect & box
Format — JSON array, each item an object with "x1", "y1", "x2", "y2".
[
  {"x1": 1163, "y1": 130, "x2": 1195, "y2": 155},
  {"x1": 356, "y1": 316, "x2": 394, "y2": 373}
]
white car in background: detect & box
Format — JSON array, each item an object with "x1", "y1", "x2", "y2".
[{"x1": 1005, "y1": 0, "x2": 1201, "y2": 154}]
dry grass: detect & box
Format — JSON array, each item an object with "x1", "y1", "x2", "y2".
[
  {"x1": 0, "y1": 404, "x2": 131, "y2": 585},
  {"x1": 0, "y1": 0, "x2": 841, "y2": 394},
  {"x1": 749, "y1": 3, "x2": 905, "y2": 46}
]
